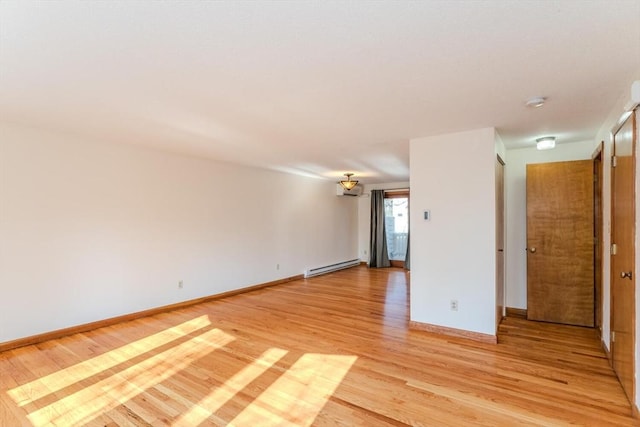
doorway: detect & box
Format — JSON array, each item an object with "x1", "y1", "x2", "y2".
[
  {"x1": 496, "y1": 155, "x2": 505, "y2": 329},
  {"x1": 384, "y1": 191, "x2": 409, "y2": 268},
  {"x1": 593, "y1": 143, "x2": 604, "y2": 334}
]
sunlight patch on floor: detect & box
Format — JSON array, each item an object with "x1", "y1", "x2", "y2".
[
  {"x1": 229, "y1": 353, "x2": 357, "y2": 427},
  {"x1": 19, "y1": 327, "x2": 234, "y2": 427},
  {"x1": 173, "y1": 347, "x2": 289, "y2": 426},
  {"x1": 8, "y1": 315, "x2": 212, "y2": 406}
]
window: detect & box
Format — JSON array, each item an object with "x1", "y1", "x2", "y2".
[{"x1": 384, "y1": 191, "x2": 409, "y2": 266}]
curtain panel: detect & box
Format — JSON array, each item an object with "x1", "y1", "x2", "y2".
[{"x1": 369, "y1": 189, "x2": 391, "y2": 268}]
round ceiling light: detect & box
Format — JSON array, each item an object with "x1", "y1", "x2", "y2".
[{"x1": 526, "y1": 97, "x2": 546, "y2": 108}]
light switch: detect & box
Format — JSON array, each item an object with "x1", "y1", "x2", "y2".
[{"x1": 424, "y1": 210, "x2": 430, "y2": 221}]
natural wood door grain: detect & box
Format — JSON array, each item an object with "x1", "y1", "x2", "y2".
[
  {"x1": 526, "y1": 160, "x2": 594, "y2": 326},
  {"x1": 611, "y1": 113, "x2": 636, "y2": 403}
]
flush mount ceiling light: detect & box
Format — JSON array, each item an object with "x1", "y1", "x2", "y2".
[
  {"x1": 339, "y1": 173, "x2": 359, "y2": 190},
  {"x1": 536, "y1": 136, "x2": 556, "y2": 150},
  {"x1": 526, "y1": 97, "x2": 546, "y2": 108}
]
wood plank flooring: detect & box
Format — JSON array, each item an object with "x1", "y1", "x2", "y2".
[{"x1": 0, "y1": 266, "x2": 636, "y2": 426}]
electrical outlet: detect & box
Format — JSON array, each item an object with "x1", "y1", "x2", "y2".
[
  {"x1": 178, "y1": 280, "x2": 183, "y2": 289},
  {"x1": 450, "y1": 299, "x2": 458, "y2": 311}
]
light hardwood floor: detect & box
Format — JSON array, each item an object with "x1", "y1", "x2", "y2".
[{"x1": 0, "y1": 267, "x2": 635, "y2": 426}]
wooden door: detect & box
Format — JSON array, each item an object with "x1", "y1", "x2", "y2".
[
  {"x1": 496, "y1": 156, "x2": 505, "y2": 330},
  {"x1": 611, "y1": 113, "x2": 636, "y2": 402},
  {"x1": 526, "y1": 160, "x2": 594, "y2": 326}
]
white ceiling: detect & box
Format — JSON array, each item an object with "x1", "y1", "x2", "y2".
[{"x1": 1, "y1": 1, "x2": 639, "y2": 184}]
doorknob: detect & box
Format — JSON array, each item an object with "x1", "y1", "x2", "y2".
[
  {"x1": 529, "y1": 247, "x2": 536, "y2": 253},
  {"x1": 621, "y1": 271, "x2": 633, "y2": 280}
]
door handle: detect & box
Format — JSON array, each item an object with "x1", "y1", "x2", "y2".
[
  {"x1": 529, "y1": 247, "x2": 536, "y2": 253},
  {"x1": 621, "y1": 271, "x2": 633, "y2": 280}
]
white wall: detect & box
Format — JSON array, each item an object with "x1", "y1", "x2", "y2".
[
  {"x1": 0, "y1": 122, "x2": 359, "y2": 343},
  {"x1": 409, "y1": 128, "x2": 497, "y2": 336},
  {"x1": 504, "y1": 140, "x2": 599, "y2": 310},
  {"x1": 357, "y1": 181, "x2": 410, "y2": 263}
]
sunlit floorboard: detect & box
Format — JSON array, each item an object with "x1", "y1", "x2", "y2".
[{"x1": 0, "y1": 267, "x2": 635, "y2": 426}]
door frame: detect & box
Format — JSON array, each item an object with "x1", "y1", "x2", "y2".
[
  {"x1": 384, "y1": 190, "x2": 410, "y2": 268},
  {"x1": 593, "y1": 142, "x2": 604, "y2": 334},
  {"x1": 496, "y1": 154, "x2": 506, "y2": 331}
]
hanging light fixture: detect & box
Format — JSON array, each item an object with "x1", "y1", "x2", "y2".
[
  {"x1": 536, "y1": 136, "x2": 556, "y2": 150},
  {"x1": 339, "y1": 173, "x2": 359, "y2": 190}
]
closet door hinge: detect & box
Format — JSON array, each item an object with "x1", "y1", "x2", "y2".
[{"x1": 612, "y1": 156, "x2": 617, "y2": 168}]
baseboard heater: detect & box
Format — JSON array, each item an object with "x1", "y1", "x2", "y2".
[{"x1": 304, "y1": 259, "x2": 360, "y2": 278}]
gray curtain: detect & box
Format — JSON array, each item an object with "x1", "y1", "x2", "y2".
[
  {"x1": 404, "y1": 229, "x2": 410, "y2": 270},
  {"x1": 369, "y1": 190, "x2": 390, "y2": 268}
]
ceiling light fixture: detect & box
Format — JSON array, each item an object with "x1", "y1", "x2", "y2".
[
  {"x1": 526, "y1": 97, "x2": 546, "y2": 108},
  {"x1": 536, "y1": 136, "x2": 556, "y2": 150},
  {"x1": 339, "y1": 173, "x2": 359, "y2": 190}
]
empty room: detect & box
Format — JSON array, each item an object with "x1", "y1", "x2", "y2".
[{"x1": 1, "y1": 1, "x2": 640, "y2": 425}]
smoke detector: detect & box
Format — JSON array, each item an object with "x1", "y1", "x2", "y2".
[{"x1": 526, "y1": 97, "x2": 546, "y2": 108}]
